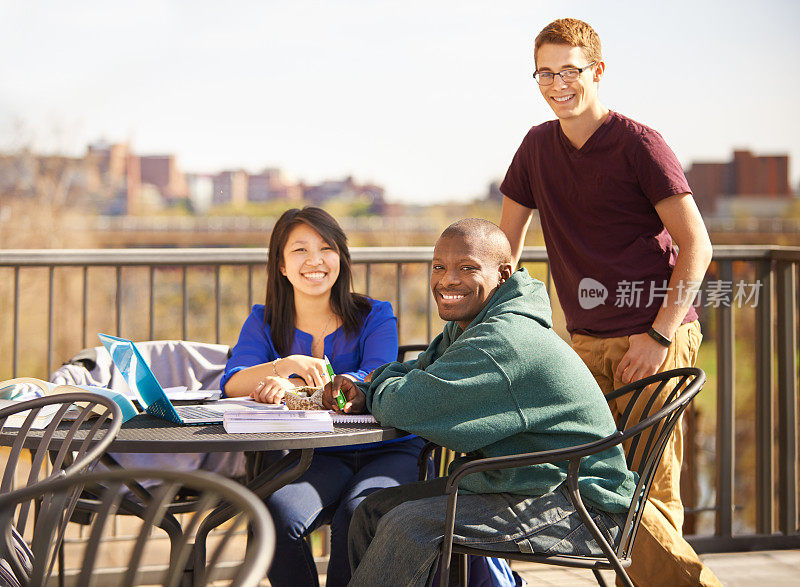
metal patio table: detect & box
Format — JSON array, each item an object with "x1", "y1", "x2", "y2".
[{"x1": 1, "y1": 412, "x2": 406, "y2": 582}]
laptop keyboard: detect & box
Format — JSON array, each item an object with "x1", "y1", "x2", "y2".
[{"x1": 176, "y1": 405, "x2": 223, "y2": 420}]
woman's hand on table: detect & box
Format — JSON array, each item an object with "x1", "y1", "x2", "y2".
[
  {"x1": 322, "y1": 375, "x2": 366, "y2": 413},
  {"x1": 276, "y1": 355, "x2": 329, "y2": 388},
  {"x1": 251, "y1": 376, "x2": 295, "y2": 404}
]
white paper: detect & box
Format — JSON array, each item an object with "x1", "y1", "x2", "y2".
[
  {"x1": 214, "y1": 397, "x2": 288, "y2": 410},
  {"x1": 118, "y1": 385, "x2": 220, "y2": 402},
  {"x1": 165, "y1": 388, "x2": 221, "y2": 401},
  {"x1": 2, "y1": 403, "x2": 61, "y2": 429}
]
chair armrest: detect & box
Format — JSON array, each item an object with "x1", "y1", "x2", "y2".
[
  {"x1": 444, "y1": 430, "x2": 625, "y2": 494},
  {"x1": 604, "y1": 366, "x2": 701, "y2": 403},
  {"x1": 417, "y1": 442, "x2": 440, "y2": 481}
]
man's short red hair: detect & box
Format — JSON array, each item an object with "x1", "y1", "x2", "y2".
[{"x1": 535, "y1": 18, "x2": 602, "y2": 65}]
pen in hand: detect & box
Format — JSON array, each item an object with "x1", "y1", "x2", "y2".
[{"x1": 324, "y1": 355, "x2": 346, "y2": 410}]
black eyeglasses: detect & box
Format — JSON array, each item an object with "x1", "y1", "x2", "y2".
[{"x1": 533, "y1": 62, "x2": 596, "y2": 86}]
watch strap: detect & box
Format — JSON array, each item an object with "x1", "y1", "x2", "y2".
[{"x1": 647, "y1": 327, "x2": 672, "y2": 347}]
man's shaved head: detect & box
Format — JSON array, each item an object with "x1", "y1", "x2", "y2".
[
  {"x1": 431, "y1": 219, "x2": 515, "y2": 330},
  {"x1": 438, "y1": 218, "x2": 513, "y2": 266}
]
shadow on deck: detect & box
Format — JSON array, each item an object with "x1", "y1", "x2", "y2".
[
  {"x1": 302, "y1": 550, "x2": 800, "y2": 586},
  {"x1": 509, "y1": 549, "x2": 800, "y2": 586}
]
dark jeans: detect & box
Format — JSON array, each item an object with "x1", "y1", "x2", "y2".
[
  {"x1": 262, "y1": 437, "x2": 426, "y2": 587},
  {"x1": 348, "y1": 478, "x2": 625, "y2": 587}
]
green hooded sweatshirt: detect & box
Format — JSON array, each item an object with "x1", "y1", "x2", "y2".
[{"x1": 360, "y1": 268, "x2": 637, "y2": 513}]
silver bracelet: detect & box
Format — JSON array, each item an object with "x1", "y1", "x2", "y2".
[{"x1": 272, "y1": 359, "x2": 280, "y2": 377}]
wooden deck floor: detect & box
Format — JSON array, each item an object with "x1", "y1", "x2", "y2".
[
  {"x1": 308, "y1": 549, "x2": 800, "y2": 586},
  {"x1": 509, "y1": 549, "x2": 800, "y2": 586}
]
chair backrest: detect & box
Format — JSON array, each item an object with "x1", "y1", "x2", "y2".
[
  {"x1": 397, "y1": 343, "x2": 428, "y2": 363},
  {"x1": 604, "y1": 367, "x2": 705, "y2": 560},
  {"x1": 52, "y1": 340, "x2": 244, "y2": 480},
  {"x1": 52, "y1": 340, "x2": 230, "y2": 392},
  {"x1": 0, "y1": 467, "x2": 274, "y2": 587},
  {"x1": 0, "y1": 393, "x2": 122, "y2": 524}
]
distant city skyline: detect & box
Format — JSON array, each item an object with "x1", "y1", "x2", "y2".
[{"x1": 1, "y1": 0, "x2": 798, "y2": 203}]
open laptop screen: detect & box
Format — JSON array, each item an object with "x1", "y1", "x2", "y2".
[{"x1": 98, "y1": 333, "x2": 180, "y2": 421}]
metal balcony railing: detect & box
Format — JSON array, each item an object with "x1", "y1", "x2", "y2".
[{"x1": 1, "y1": 245, "x2": 798, "y2": 554}]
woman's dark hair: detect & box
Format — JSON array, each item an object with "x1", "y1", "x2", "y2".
[{"x1": 265, "y1": 207, "x2": 371, "y2": 356}]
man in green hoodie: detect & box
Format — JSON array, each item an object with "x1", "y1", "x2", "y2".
[{"x1": 323, "y1": 219, "x2": 637, "y2": 587}]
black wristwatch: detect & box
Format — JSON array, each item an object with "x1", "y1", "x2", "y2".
[{"x1": 647, "y1": 327, "x2": 672, "y2": 348}]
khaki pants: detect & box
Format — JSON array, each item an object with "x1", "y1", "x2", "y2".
[{"x1": 572, "y1": 321, "x2": 721, "y2": 586}]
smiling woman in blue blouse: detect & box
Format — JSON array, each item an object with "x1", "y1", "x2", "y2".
[{"x1": 221, "y1": 206, "x2": 423, "y2": 587}]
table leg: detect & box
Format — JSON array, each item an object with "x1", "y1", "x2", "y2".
[
  {"x1": 99, "y1": 453, "x2": 185, "y2": 551},
  {"x1": 190, "y1": 448, "x2": 315, "y2": 585}
]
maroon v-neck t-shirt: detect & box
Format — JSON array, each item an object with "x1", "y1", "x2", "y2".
[{"x1": 500, "y1": 111, "x2": 698, "y2": 337}]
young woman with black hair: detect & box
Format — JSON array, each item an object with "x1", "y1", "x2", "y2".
[{"x1": 222, "y1": 206, "x2": 424, "y2": 587}]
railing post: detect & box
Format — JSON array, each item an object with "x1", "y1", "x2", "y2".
[
  {"x1": 545, "y1": 261, "x2": 552, "y2": 300},
  {"x1": 776, "y1": 260, "x2": 798, "y2": 535},
  {"x1": 215, "y1": 265, "x2": 221, "y2": 344},
  {"x1": 247, "y1": 265, "x2": 254, "y2": 310},
  {"x1": 13, "y1": 266, "x2": 19, "y2": 378},
  {"x1": 426, "y1": 261, "x2": 432, "y2": 342},
  {"x1": 715, "y1": 260, "x2": 734, "y2": 539},
  {"x1": 82, "y1": 266, "x2": 89, "y2": 350},
  {"x1": 755, "y1": 259, "x2": 774, "y2": 534},
  {"x1": 149, "y1": 266, "x2": 155, "y2": 340},
  {"x1": 182, "y1": 267, "x2": 188, "y2": 341},
  {"x1": 115, "y1": 266, "x2": 122, "y2": 337},
  {"x1": 682, "y1": 401, "x2": 698, "y2": 534},
  {"x1": 48, "y1": 266, "x2": 54, "y2": 377},
  {"x1": 396, "y1": 264, "x2": 403, "y2": 343}
]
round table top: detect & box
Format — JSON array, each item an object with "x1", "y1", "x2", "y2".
[{"x1": 1, "y1": 413, "x2": 408, "y2": 453}]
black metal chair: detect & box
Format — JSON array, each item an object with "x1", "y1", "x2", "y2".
[
  {"x1": 436, "y1": 367, "x2": 705, "y2": 587},
  {"x1": 0, "y1": 393, "x2": 122, "y2": 587},
  {"x1": 418, "y1": 435, "x2": 472, "y2": 585},
  {"x1": 300, "y1": 343, "x2": 431, "y2": 562},
  {"x1": 0, "y1": 467, "x2": 275, "y2": 587},
  {"x1": 51, "y1": 341, "x2": 245, "y2": 580},
  {"x1": 397, "y1": 343, "x2": 428, "y2": 363},
  {"x1": 0, "y1": 392, "x2": 122, "y2": 495}
]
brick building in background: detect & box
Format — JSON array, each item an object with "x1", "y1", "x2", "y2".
[
  {"x1": 247, "y1": 168, "x2": 302, "y2": 202},
  {"x1": 302, "y1": 176, "x2": 385, "y2": 212},
  {"x1": 686, "y1": 150, "x2": 792, "y2": 216},
  {"x1": 85, "y1": 142, "x2": 142, "y2": 215},
  {"x1": 4, "y1": 140, "x2": 386, "y2": 216},
  {"x1": 140, "y1": 155, "x2": 189, "y2": 202},
  {"x1": 212, "y1": 170, "x2": 248, "y2": 208},
  {"x1": 85, "y1": 144, "x2": 194, "y2": 214}
]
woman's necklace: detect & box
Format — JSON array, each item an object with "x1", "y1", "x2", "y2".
[
  {"x1": 320, "y1": 313, "x2": 334, "y2": 339},
  {"x1": 312, "y1": 313, "x2": 335, "y2": 357}
]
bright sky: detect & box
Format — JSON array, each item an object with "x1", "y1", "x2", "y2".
[{"x1": 1, "y1": 0, "x2": 798, "y2": 203}]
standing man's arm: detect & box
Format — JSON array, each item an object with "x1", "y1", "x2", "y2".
[
  {"x1": 499, "y1": 196, "x2": 534, "y2": 269},
  {"x1": 614, "y1": 193, "x2": 712, "y2": 383}
]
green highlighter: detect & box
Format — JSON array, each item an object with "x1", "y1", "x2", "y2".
[{"x1": 324, "y1": 355, "x2": 346, "y2": 410}]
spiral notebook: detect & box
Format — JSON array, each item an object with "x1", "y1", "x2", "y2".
[{"x1": 329, "y1": 412, "x2": 377, "y2": 424}]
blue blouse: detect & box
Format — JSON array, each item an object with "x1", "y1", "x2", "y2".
[{"x1": 221, "y1": 298, "x2": 398, "y2": 393}]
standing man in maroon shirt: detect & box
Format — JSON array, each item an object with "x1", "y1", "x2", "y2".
[{"x1": 499, "y1": 18, "x2": 720, "y2": 586}]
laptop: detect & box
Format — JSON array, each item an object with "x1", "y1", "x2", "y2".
[{"x1": 98, "y1": 333, "x2": 225, "y2": 425}]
